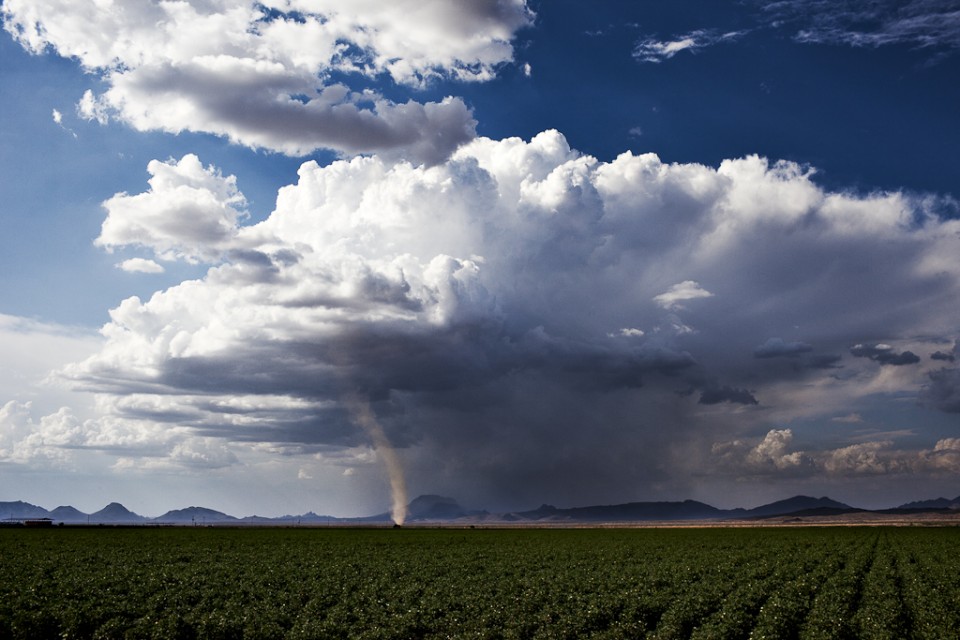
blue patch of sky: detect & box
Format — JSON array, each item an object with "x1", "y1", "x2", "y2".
[
  {"x1": 0, "y1": 36, "x2": 309, "y2": 326},
  {"x1": 252, "y1": 3, "x2": 312, "y2": 26},
  {"x1": 783, "y1": 394, "x2": 959, "y2": 451},
  {"x1": 451, "y1": 0, "x2": 960, "y2": 199}
]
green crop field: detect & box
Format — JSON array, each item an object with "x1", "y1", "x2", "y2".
[{"x1": 1, "y1": 526, "x2": 958, "y2": 639}]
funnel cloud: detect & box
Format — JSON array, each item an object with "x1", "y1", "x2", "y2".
[{"x1": 345, "y1": 393, "x2": 408, "y2": 526}]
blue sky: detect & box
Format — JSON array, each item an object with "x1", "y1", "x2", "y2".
[{"x1": 1, "y1": 0, "x2": 959, "y2": 518}]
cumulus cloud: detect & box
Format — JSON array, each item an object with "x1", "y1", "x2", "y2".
[
  {"x1": 97, "y1": 154, "x2": 246, "y2": 263},
  {"x1": 748, "y1": 429, "x2": 807, "y2": 469},
  {"x1": 822, "y1": 440, "x2": 897, "y2": 475},
  {"x1": 0, "y1": 401, "x2": 72, "y2": 465},
  {"x1": 51, "y1": 130, "x2": 960, "y2": 506},
  {"x1": 712, "y1": 429, "x2": 811, "y2": 474},
  {"x1": 2, "y1": 0, "x2": 534, "y2": 164},
  {"x1": 921, "y1": 438, "x2": 960, "y2": 472},
  {"x1": 0, "y1": 398, "x2": 239, "y2": 471},
  {"x1": 118, "y1": 258, "x2": 165, "y2": 274},
  {"x1": 715, "y1": 429, "x2": 960, "y2": 479}
]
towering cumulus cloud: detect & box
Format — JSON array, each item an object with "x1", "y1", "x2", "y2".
[
  {"x1": 59, "y1": 131, "x2": 960, "y2": 507},
  {"x1": 2, "y1": 0, "x2": 533, "y2": 163}
]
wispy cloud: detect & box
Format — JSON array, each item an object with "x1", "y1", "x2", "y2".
[
  {"x1": 761, "y1": 0, "x2": 960, "y2": 51},
  {"x1": 633, "y1": 29, "x2": 746, "y2": 63},
  {"x1": 832, "y1": 412, "x2": 864, "y2": 423},
  {"x1": 51, "y1": 107, "x2": 77, "y2": 138}
]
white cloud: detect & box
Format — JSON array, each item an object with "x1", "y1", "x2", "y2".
[
  {"x1": 48, "y1": 130, "x2": 960, "y2": 506},
  {"x1": 97, "y1": 154, "x2": 246, "y2": 263},
  {"x1": 51, "y1": 106, "x2": 77, "y2": 137},
  {"x1": 823, "y1": 440, "x2": 897, "y2": 475},
  {"x1": 922, "y1": 438, "x2": 960, "y2": 473},
  {"x1": 0, "y1": 401, "x2": 70, "y2": 465},
  {"x1": 634, "y1": 29, "x2": 746, "y2": 63},
  {"x1": 118, "y1": 258, "x2": 165, "y2": 274},
  {"x1": 747, "y1": 429, "x2": 808, "y2": 469},
  {"x1": 3, "y1": 0, "x2": 533, "y2": 164},
  {"x1": 714, "y1": 429, "x2": 960, "y2": 479},
  {"x1": 0, "y1": 397, "x2": 243, "y2": 471},
  {"x1": 653, "y1": 281, "x2": 714, "y2": 310}
]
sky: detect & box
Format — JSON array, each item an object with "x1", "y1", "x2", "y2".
[{"x1": 1, "y1": 0, "x2": 959, "y2": 518}]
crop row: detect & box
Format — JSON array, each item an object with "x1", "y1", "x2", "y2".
[{"x1": 0, "y1": 526, "x2": 958, "y2": 639}]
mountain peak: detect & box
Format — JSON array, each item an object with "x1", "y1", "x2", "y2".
[
  {"x1": 898, "y1": 496, "x2": 960, "y2": 510},
  {"x1": 407, "y1": 495, "x2": 467, "y2": 520},
  {"x1": 0, "y1": 500, "x2": 50, "y2": 520},
  {"x1": 49, "y1": 506, "x2": 87, "y2": 522},
  {"x1": 154, "y1": 506, "x2": 236, "y2": 522},
  {"x1": 745, "y1": 495, "x2": 853, "y2": 518},
  {"x1": 90, "y1": 502, "x2": 145, "y2": 522}
]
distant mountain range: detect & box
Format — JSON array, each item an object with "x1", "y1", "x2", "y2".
[{"x1": 2, "y1": 494, "x2": 958, "y2": 526}]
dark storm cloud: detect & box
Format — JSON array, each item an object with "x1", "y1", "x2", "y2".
[
  {"x1": 114, "y1": 395, "x2": 366, "y2": 450},
  {"x1": 931, "y1": 341, "x2": 958, "y2": 362},
  {"x1": 88, "y1": 319, "x2": 698, "y2": 431},
  {"x1": 806, "y1": 354, "x2": 844, "y2": 369},
  {"x1": 698, "y1": 385, "x2": 759, "y2": 406},
  {"x1": 922, "y1": 367, "x2": 960, "y2": 412},
  {"x1": 754, "y1": 338, "x2": 814, "y2": 358},
  {"x1": 850, "y1": 343, "x2": 922, "y2": 365}
]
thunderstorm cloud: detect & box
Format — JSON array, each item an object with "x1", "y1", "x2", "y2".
[{"x1": 49, "y1": 131, "x2": 960, "y2": 507}]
